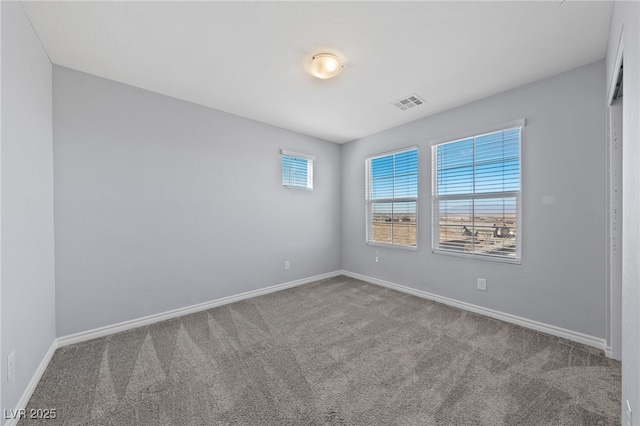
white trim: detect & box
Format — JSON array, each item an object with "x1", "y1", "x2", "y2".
[
  {"x1": 280, "y1": 149, "x2": 315, "y2": 161},
  {"x1": 429, "y1": 118, "x2": 526, "y2": 147},
  {"x1": 7, "y1": 271, "x2": 342, "y2": 424},
  {"x1": 57, "y1": 271, "x2": 342, "y2": 348},
  {"x1": 605, "y1": 346, "x2": 613, "y2": 359},
  {"x1": 5, "y1": 269, "x2": 609, "y2": 424},
  {"x1": 366, "y1": 241, "x2": 418, "y2": 251},
  {"x1": 365, "y1": 146, "x2": 419, "y2": 250},
  {"x1": 365, "y1": 144, "x2": 418, "y2": 161},
  {"x1": 606, "y1": 27, "x2": 624, "y2": 105},
  {"x1": 341, "y1": 270, "x2": 607, "y2": 351},
  {"x1": 4, "y1": 341, "x2": 57, "y2": 426},
  {"x1": 605, "y1": 25, "x2": 624, "y2": 362},
  {"x1": 0, "y1": 2, "x2": 3, "y2": 419},
  {"x1": 436, "y1": 190, "x2": 520, "y2": 201},
  {"x1": 431, "y1": 126, "x2": 522, "y2": 264},
  {"x1": 431, "y1": 249, "x2": 522, "y2": 265},
  {"x1": 281, "y1": 150, "x2": 314, "y2": 190}
]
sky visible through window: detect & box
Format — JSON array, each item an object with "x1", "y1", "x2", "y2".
[
  {"x1": 370, "y1": 149, "x2": 418, "y2": 214},
  {"x1": 282, "y1": 154, "x2": 310, "y2": 189},
  {"x1": 436, "y1": 128, "x2": 520, "y2": 214}
]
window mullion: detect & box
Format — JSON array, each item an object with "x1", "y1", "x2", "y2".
[
  {"x1": 391, "y1": 155, "x2": 395, "y2": 244},
  {"x1": 472, "y1": 137, "x2": 477, "y2": 254}
]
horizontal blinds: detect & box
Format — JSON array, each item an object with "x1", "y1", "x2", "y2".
[
  {"x1": 436, "y1": 127, "x2": 520, "y2": 196},
  {"x1": 367, "y1": 147, "x2": 418, "y2": 247},
  {"x1": 282, "y1": 153, "x2": 313, "y2": 189},
  {"x1": 281, "y1": 149, "x2": 315, "y2": 161},
  {"x1": 370, "y1": 148, "x2": 418, "y2": 200},
  {"x1": 433, "y1": 127, "x2": 521, "y2": 261}
]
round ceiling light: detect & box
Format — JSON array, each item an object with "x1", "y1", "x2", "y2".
[{"x1": 308, "y1": 53, "x2": 344, "y2": 79}]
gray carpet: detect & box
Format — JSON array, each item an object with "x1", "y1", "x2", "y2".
[{"x1": 21, "y1": 276, "x2": 620, "y2": 425}]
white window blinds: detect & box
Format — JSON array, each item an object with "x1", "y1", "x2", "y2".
[
  {"x1": 281, "y1": 150, "x2": 314, "y2": 190},
  {"x1": 366, "y1": 147, "x2": 418, "y2": 248},
  {"x1": 432, "y1": 125, "x2": 521, "y2": 262}
]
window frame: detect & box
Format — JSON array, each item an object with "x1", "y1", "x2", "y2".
[
  {"x1": 281, "y1": 149, "x2": 314, "y2": 190},
  {"x1": 431, "y1": 120, "x2": 524, "y2": 264},
  {"x1": 365, "y1": 146, "x2": 419, "y2": 250}
]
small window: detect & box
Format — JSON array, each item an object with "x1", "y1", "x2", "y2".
[
  {"x1": 366, "y1": 147, "x2": 418, "y2": 248},
  {"x1": 281, "y1": 150, "x2": 314, "y2": 190},
  {"x1": 432, "y1": 124, "x2": 522, "y2": 262}
]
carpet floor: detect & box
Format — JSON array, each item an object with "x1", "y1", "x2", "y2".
[{"x1": 20, "y1": 275, "x2": 621, "y2": 425}]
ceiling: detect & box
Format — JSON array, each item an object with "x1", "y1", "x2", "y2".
[{"x1": 20, "y1": 1, "x2": 613, "y2": 144}]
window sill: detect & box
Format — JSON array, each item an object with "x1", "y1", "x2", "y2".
[
  {"x1": 432, "y1": 249, "x2": 521, "y2": 264},
  {"x1": 282, "y1": 185, "x2": 313, "y2": 191},
  {"x1": 367, "y1": 241, "x2": 418, "y2": 251}
]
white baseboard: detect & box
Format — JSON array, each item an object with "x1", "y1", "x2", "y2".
[
  {"x1": 57, "y1": 270, "x2": 342, "y2": 348},
  {"x1": 4, "y1": 341, "x2": 57, "y2": 426},
  {"x1": 341, "y1": 270, "x2": 607, "y2": 352},
  {"x1": 6, "y1": 271, "x2": 342, "y2": 426},
  {"x1": 605, "y1": 346, "x2": 613, "y2": 358},
  {"x1": 8, "y1": 268, "x2": 607, "y2": 426}
]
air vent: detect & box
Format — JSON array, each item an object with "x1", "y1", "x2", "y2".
[{"x1": 392, "y1": 94, "x2": 425, "y2": 111}]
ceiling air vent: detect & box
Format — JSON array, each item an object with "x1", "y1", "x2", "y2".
[{"x1": 392, "y1": 94, "x2": 425, "y2": 111}]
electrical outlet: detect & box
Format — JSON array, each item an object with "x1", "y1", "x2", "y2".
[
  {"x1": 284, "y1": 260, "x2": 290, "y2": 270},
  {"x1": 477, "y1": 278, "x2": 487, "y2": 291},
  {"x1": 7, "y1": 351, "x2": 15, "y2": 382},
  {"x1": 626, "y1": 400, "x2": 632, "y2": 426}
]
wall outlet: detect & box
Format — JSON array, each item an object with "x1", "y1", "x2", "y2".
[
  {"x1": 477, "y1": 278, "x2": 487, "y2": 291},
  {"x1": 7, "y1": 351, "x2": 15, "y2": 382},
  {"x1": 284, "y1": 260, "x2": 290, "y2": 270},
  {"x1": 626, "y1": 400, "x2": 632, "y2": 426}
]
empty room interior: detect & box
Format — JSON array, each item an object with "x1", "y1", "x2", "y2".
[{"x1": 2, "y1": 1, "x2": 640, "y2": 425}]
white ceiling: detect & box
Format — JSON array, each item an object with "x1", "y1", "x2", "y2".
[{"x1": 21, "y1": 1, "x2": 613, "y2": 144}]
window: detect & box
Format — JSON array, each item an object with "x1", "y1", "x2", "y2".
[
  {"x1": 432, "y1": 124, "x2": 522, "y2": 262},
  {"x1": 281, "y1": 150, "x2": 314, "y2": 190},
  {"x1": 366, "y1": 147, "x2": 418, "y2": 248}
]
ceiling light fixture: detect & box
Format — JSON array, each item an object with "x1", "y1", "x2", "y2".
[{"x1": 308, "y1": 53, "x2": 344, "y2": 79}]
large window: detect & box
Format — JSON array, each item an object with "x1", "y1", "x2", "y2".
[
  {"x1": 281, "y1": 150, "x2": 314, "y2": 190},
  {"x1": 366, "y1": 147, "x2": 418, "y2": 248},
  {"x1": 432, "y1": 124, "x2": 522, "y2": 262}
]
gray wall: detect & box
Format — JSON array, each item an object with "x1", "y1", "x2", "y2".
[
  {"x1": 1, "y1": 1, "x2": 56, "y2": 419},
  {"x1": 607, "y1": 1, "x2": 640, "y2": 421},
  {"x1": 53, "y1": 66, "x2": 342, "y2": 336},
  {"x1": 341, "y1": 61, "x2": 607, "y2": 339}
]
